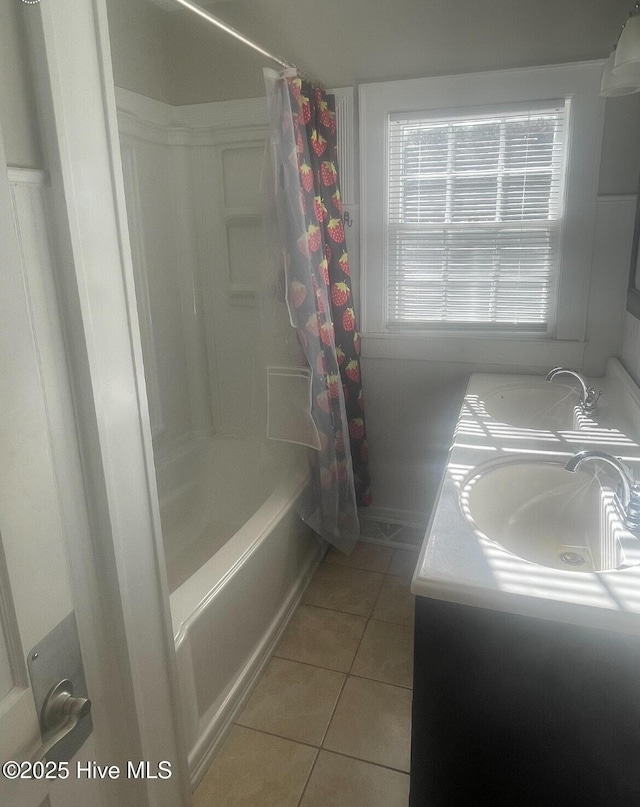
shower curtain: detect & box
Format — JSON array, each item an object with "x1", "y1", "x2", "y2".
[{"x1": 264, "y1": 68, "x2": 371, "y2": 553}]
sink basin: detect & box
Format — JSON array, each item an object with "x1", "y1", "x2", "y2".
[
  {"x1": 460, "y1": 459, "x2": 633, "y2": 572},
  {"x1": 481, "y1": 383, "x2": 580, "y2": 431}
]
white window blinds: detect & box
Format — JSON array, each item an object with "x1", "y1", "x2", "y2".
[{"x1": 387, "y1": 102, "x2": 567, "y2": 330}]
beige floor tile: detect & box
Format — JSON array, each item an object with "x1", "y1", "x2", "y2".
[
  {"x1": 351, "y1": 619, "x2": 414, "y2": 688},
  {"x1": 300, "y1": 751, "x2": 410, "y2": 807},
  {"x1": 237, "y1": 658, "x2": 344, "y2": 745},
  {"x1": 372, "y1": 575, "x2": 415, "y2": 627},
  {"x1": 302, "y1": 564, "x2": 385, "y2": 617},
  {"x1": 193, "y1": 726, "x2": 316, "y2": 807},
  {"x1": 325, "y1": 541, "x2": 393, "y2": 573},
  {"x1": 323, "y1": 677, "x2": 412, "y2": 772},
  {"x1": 275, "y1": 605, "x2": 367, "y2": 672},
  {"x1": 389, "y1": 549, "x2": 420, "y2": 579}
]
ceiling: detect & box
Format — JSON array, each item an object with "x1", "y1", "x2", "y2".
[
  {"x1": 123, "y1": 0, "x2": 640, "y2": 111},
  {"x1": 163, "y1": 0, "x2": 633, "y2": 87}
]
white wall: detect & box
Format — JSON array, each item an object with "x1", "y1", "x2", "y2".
[
  {"x1": 167, "y1": 9, "x2": 268, "y2": 104},
  {"x1": 0, "y1": 0, "x2": 627, "y2": 526},
  {"x1": 621, "y1": 313, "x2": 640, "y2": 387},
  {"x1": 106, "y1": 0, "x2": 174, "y2": 103},
  {"x1": 0, "y1": 0, "x2": 42, "y2": 168},
  {"x1": 106, "y1": 0, "x2": 640, "y2": 523},
  {"x1": 600, "y1": 95, "x2": 640, "y2": 195}
]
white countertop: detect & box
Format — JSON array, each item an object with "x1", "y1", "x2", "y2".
[{"x1": 412, "y1": 358, "x2": 640, "y2": 635}]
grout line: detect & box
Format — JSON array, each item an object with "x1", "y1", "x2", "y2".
[
  {"x1": 345, "y1": 574, "x2": 386, "y2": 675},
  {"x1": 318, "y1": 673, "x2": 348, "y2": 747},
  {"x1": 273, "y1": 648, "x2": 364, "y2": 676},
  {"x1": 270, "y1": 654, "x2": 352, "y2": 677},
  {"x1": 301, "y1": 580, "x2": 414, "y2": 618},
  {"x1": 222, "y1": 561, "x2": 414, "y2": 803},
  {"x1": 227, "y1": 724, "x2": 412, "y2": 778},
  {"x1": 347, "y1": 617, "x2": 369, "y2": 677},
  {"x1": 366, "y1": 614, "x2": 414, "y2": 627},
  {"x1": 231, "y1": 724, "x2": 322, "y2": 752},
  {"x1": 272, "y1": 651, "x2": 358, "y2": 676},
  {"x1": 348, "y1": 671, "x2": 413, "y2": 692},
  {"x1": 269, "y1": 649, "x2": 413, "y2": 691},
  {"x1": 234, "y1": 723, "x2": 412, "y2": 777},
  {"x1": 368, "y1": 568, "x2": 389, "y2": 619},
  {"x1": 385, "y1": 571, "x2": 416, "y2": 583},
  {"x1": 300, "y1": 601, "x2": 376, "y2": 619},
  {"x1": 313, "y1": 747, "x2": 411, "y2": 776},
  {"x1": 295, "y1": 747, "x2": 321, "y2": 807}
]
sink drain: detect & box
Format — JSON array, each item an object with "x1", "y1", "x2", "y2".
[{"x1": 559, "y1": 551, "x2": 586, "y2": 567}]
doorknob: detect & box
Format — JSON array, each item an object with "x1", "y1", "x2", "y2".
[
  {"x1": 32, "y1": 679, "x2": 92, "y2": 762},
  {"x1": 27, "y1": 613, "x2": 93, "y2": 763}
]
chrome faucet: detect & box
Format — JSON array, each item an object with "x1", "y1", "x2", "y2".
[
  {"x1": 545, "y1": 367, "x2": 601, "y2": 414},
  {"x1": 565, "y1": 450, "x2": 640, "y2": 532}
]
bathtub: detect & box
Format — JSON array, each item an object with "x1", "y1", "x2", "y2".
[{"x1": 160, "y1": 435, "x2": 324, "y2": 785}]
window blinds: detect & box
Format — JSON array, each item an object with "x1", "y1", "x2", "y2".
[{"x1": 387, "y1": 102, "x2": 567, "y2": 329}]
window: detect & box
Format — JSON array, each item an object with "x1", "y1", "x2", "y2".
[
  {"x1": 359, "y1": 63, "x2": 605, "y2": 362},
  {"x1": 387, "y1": 103, "x2": 566, "y2": 330}
]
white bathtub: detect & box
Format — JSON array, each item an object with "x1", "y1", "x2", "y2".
[{"x1": 164, "y1": 437, "x2": 324, "y2": 785}]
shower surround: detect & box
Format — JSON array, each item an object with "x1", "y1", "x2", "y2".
[{"x1": 115, "y1": 86, "x2": 357, "y2": 779}]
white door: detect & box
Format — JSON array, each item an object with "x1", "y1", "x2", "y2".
[{"x1": 0, "y1": 124, "x2": 104, "y2": 806}]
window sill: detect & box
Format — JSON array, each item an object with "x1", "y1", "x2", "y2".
[{"x1": 360, "y1": 332, "x2": 586, "y2": 367}]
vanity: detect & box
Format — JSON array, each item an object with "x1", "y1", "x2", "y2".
[{"x1": 410, "y1": 358, "x2": 640, "y2": 806}]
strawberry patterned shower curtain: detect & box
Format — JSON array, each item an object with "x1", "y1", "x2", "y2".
[{"x1": 264, "y1": 68, "x2": 371, "y2": 553}]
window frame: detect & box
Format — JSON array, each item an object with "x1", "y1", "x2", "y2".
[
  {"x1": 386, "y1": 102, "x2": 567, "y2": 333},
  {"x1": 359, "y1": 62, "x2": 605, "y2": 359}
]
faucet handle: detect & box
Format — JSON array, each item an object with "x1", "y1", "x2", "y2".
[
  {"x1": 613, "y1": 458, "x2": 640, "y2": 528},
  {"x1": 582, "y1": 387, "x2": 602, "y2": 413},
  {"x1": 625, "y1": 483, "x2": 640, "y2": 530}
]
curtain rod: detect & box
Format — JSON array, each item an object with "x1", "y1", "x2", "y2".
[{"x1": 171, "y1": 0, "x2": 298, "y2": 72}]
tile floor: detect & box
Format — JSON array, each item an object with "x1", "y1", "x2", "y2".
[{"x1": 193, "y1": 541, "x2": 418, "y2": 807}]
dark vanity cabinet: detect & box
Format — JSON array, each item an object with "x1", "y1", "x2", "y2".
[{"x1": 410, "y1": 596, "x2": 640, "y2": 807}]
